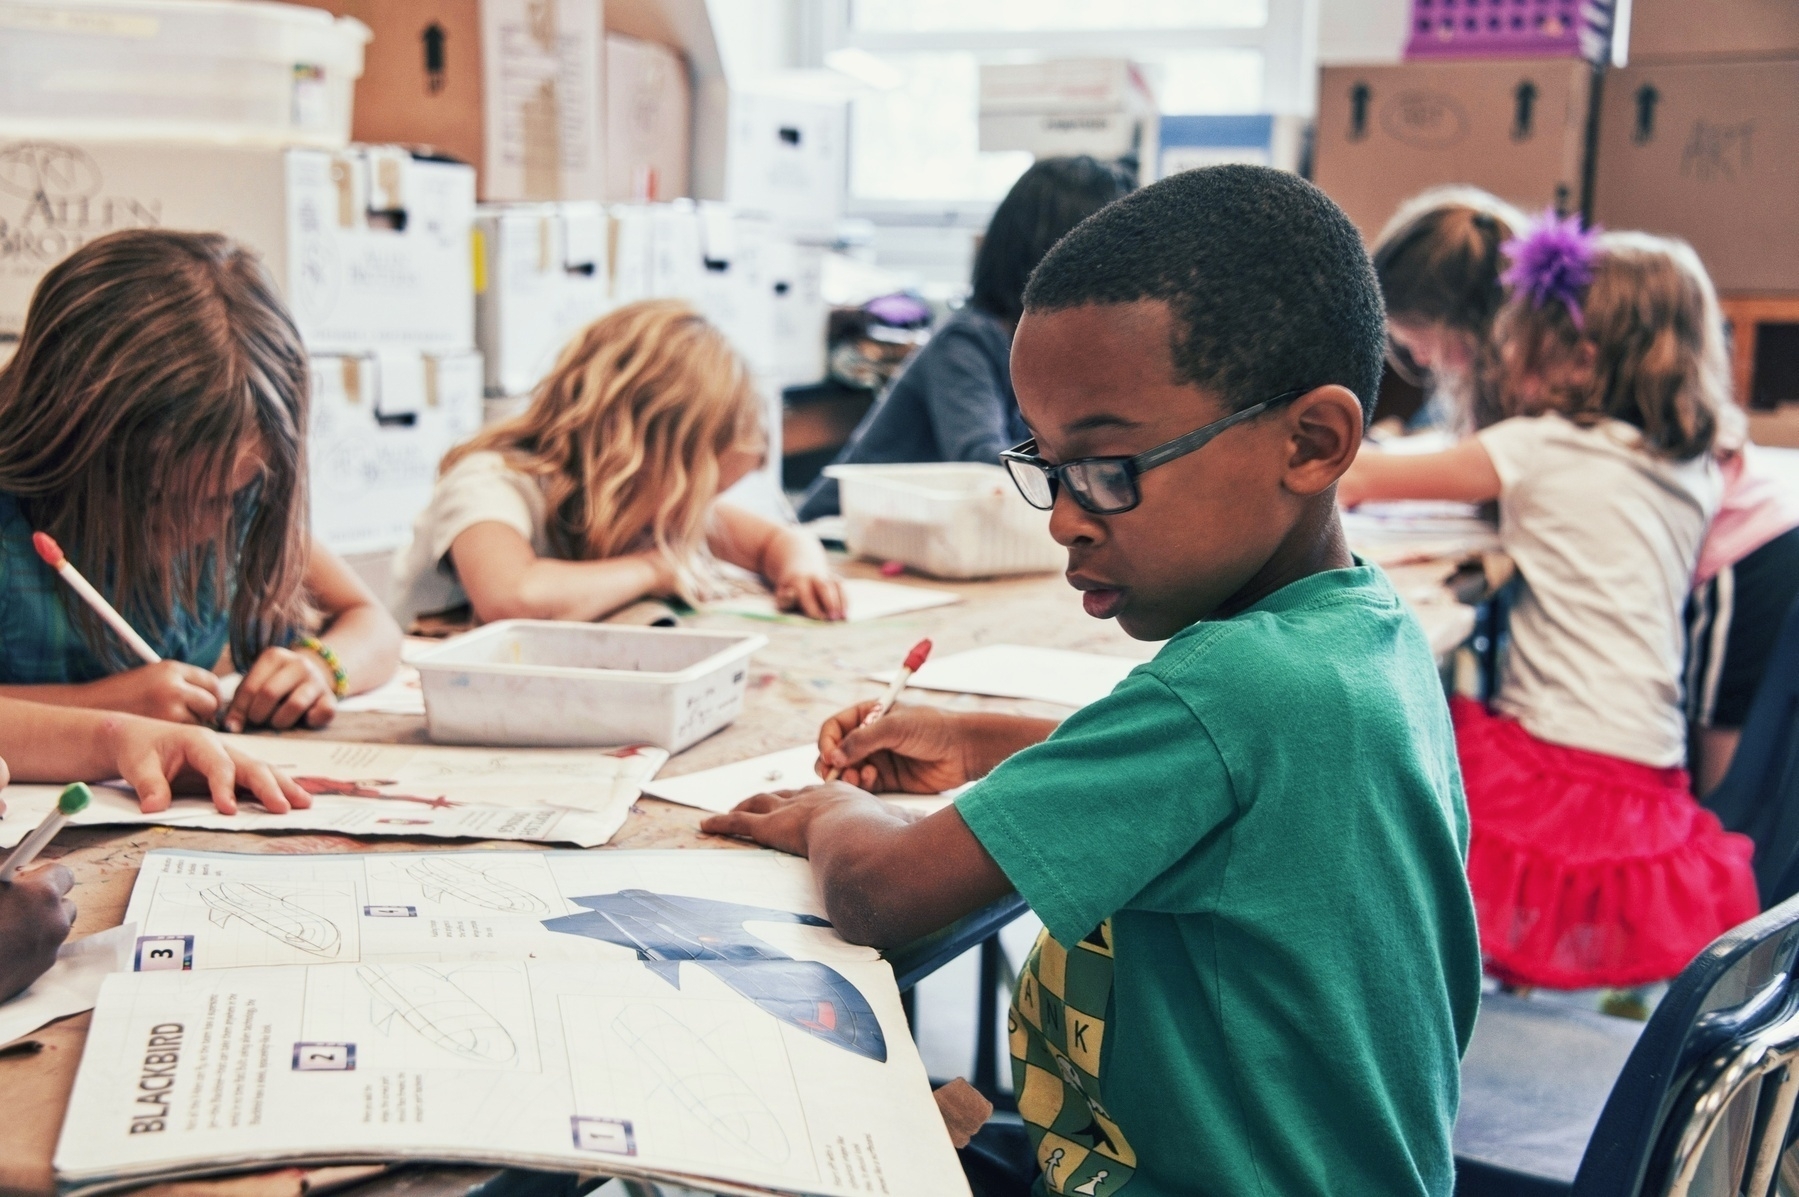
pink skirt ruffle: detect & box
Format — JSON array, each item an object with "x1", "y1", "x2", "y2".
[{"x1": 1452, "y1": 697, "x2": 1759, "y2": 989}]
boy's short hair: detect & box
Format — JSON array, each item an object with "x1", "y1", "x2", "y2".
[{"x1": 1023, "y1": 164, "x2": 1387, "y2": 422}]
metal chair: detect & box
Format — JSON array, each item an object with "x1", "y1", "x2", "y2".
[
  {"x1": 1456, "y1": 892, "x2": 1799, "y2": 1195},
  {"x1": 1704, "y1": 593, "x2": 1799, "y2": 907}
]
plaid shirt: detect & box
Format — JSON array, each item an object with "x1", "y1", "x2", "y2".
[{"x1": 0, "y1": 492, "x2": 232, "y2": 684}]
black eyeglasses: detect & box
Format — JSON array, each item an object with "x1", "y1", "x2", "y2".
[{"x1": 999, "y1": 389, "x2": 1306, "y2": 515}]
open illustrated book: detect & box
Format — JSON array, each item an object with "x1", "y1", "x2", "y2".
[{"x1": 55, "y1": 848, "x2": 969, "y2": 1197}]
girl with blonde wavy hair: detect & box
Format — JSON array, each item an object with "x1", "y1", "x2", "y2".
[
  {"x1": 391, "y1": 299, "x2": 844, "y2": 626},
  {"x1": 1342, "y1": 220, "x2": 1759, "y2": 991}
]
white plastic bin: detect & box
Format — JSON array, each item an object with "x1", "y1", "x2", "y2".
[
  {"x1": 825, "y1": 462, "x2": 1065, "y2": 579},
  {"x1": 0, "y1": 0, "x2": 369, "y2": 147},
  {"x1": 413, "y1": 622, "x2": 767, "y2": 752}
]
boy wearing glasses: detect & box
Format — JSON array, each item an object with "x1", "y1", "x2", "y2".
[{"x1": 704, "y1": 166, "x2": 1480, "y2": 1197}]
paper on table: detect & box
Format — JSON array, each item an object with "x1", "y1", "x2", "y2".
[
  {"x1": 876, "y1": 644, "x2": 1142, "y2": 709},
  {"x1": 336, "y1": 666, "x2": 425, "y2": 715},
  {"x1": 57, "y1": 849, "x2": 970, "y2": 1197},
  {"x1": 1341, "y1": 500, "x2": 1500, "y2": 567},
  {"x1": 0, "y1": 736, "x2": 668, "y2": 850},
  {"x1": 0, "y1": 922, "x2": 135, "y2": 1046},
  {"x1": 642, "y1": 745, "x2": 968, "y2": 816},
  {"x1": 706, "y1": 578, "x2": 962, "y2": 624}
]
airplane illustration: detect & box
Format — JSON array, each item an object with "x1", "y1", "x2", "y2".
[
  {"x1": 403, "y1": 857, "x2": 548, "y2": 914},
  {"x1": 357, "y1": 964, "x2": 517, "y2": 1063},
  {"x1": 200, "y1": 883, "x2": 341, "y2": 957},
  {"x1": 542, "y1": 890, "x2": 887, "y2": 1062}
]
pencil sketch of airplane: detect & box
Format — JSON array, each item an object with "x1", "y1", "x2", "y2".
[
  {"x1": 198, "y1": 882, "x2": 342, "y2": 958},
  {"x1": 613, "y1": 1003, "x2": 791, "y2": 1163},
  {"x1": 543, "y1": 890, "x2": 887, "y2": 1062},
  {"x1": 403, "y1": 857, "x2": 549, "y2": 914},
  {"x1": 357, "y1": 964, "x2": 518, "y2": 1064}
]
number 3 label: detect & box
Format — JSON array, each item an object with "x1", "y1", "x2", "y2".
[{"x1": 134, "y1": 935, "x2": 194, "y2": 972}]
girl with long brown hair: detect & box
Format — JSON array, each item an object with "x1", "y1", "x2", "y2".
[
  {"x1": 0, "y1": 229, "x2": 401, "y2": 732},
  {"x1": 1341, "y1": 220, "x2": 1758, "y2": 990},
  {"x1": 391, "y1": 299, "x2": 843, "y2": 626}
]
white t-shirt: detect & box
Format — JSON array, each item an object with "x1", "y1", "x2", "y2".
[
  {"x1": 1478, "y1": 413, "x2": 1720, "y2": 767},
  {"x1": 389, "y1": 450, "x2": 550, "y2": 626}
]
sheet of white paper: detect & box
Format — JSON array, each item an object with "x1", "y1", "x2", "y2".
[
  {"x1": 643, "y1": 747, "x2": 964, "y2": 819},
  {"x1": 336, "y1": 667, "x2": 425, "y2": 715},
  {"x1": 0, "y1": 922, "x2": 136, "y2": 1045},
  {"x1": 56, "y1": 849, "x2": 969, "y2": 1197},
  {"x1": 877, "y1": 644, "x2": 1142, "y2": 709},
  {"x1": 705, "y1": 578, "x2": 961, "y2": 624},
  {"x1": 0, "y1": 737, "x2": 668, "y2": 850},
  {"x1": 641, "y1": 746, "x2": 824, "y2": 813}
]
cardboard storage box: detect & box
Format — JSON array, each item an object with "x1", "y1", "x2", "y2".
[
  {"x1": 475, "y1": 202, "x2": 609, "y2": 397},
  {"x1": 309, "y1": 349, "x2": 484, "y2": 554},
  {"x1": 1314, "y1": 58, "x2": 1595, "y2": 242},
  {"x1": 724, "y1": 91, "x2": 846, "y2": 237},
  {"x1": 1593, "y1": 58, "x2": 1799, "y2": 294},
  {"x1": 326, "y1": 0, "x2": 603, "y2": 203},
  {"x1": 0, "y1": 140, "x2": 474, "y2": 352},
  {"x1": 1625, "y1": 0, "x2": 1799, "y2": 63},
  {"x1": 606, "y1": 33, "x2": 691, "y2": 201},
  {"x1": 979, "y1": 59, "x2": 1159, "y2": 164}
]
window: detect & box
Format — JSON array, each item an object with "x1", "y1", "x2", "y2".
[{"x1": 825, "y1": 0, "x2": 1317, "y2": 210}]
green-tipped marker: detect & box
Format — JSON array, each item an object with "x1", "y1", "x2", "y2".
[{"x1": 0, "y1": 783, "x2": 91, "y2": 882}]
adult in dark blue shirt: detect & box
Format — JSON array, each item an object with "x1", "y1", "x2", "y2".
[{"x1": 798, "y1": 156, "x2": 1130, "y2": 520}]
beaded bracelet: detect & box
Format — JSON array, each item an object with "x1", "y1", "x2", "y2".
[{"x1": 293, "y1": 634, "x2": 350, "y2": 698}]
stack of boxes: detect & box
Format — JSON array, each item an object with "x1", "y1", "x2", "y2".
[
  {"x1": 1311, "y1": 0, "x2": 1799, "y2": 445},
  {"x1": 1, "y1": 0, "x2": 847, "y2": 565},
  {"x1": 1591, "y1": 1, "x2": 1799, "y2": 445},
  {"x1": 0, "y1": 2, "x2": 483, "y2": 559}
]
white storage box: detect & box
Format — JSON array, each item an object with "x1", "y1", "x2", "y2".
[
  {"x1": 308, "y1": 349, "x2": 484, "y2": 555},
  {"x1": 0, "y1": 140, "x2": 475, "y2": 351},
  {"x1": 413, "y1": 622, "x2": 767, "y2": 751},
  {"x1": 0, "y1": 0, "x2": 368, "y2": 147},
  {"x1": 475, "y1": 202, "x2": 610, "y2": 397},
  {"x1": 724, "y1": 90, "x2": 847, "y2": 238},
  {"x1": 825, "y1": 462, "x2": 1065, "y2": 579}
]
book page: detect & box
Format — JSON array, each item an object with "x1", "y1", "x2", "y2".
[{"x1": 58, "y1": 850, "x2": 968, "y2": 1197}]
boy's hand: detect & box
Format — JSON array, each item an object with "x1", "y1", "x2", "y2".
[
  {"x1": 104, "y1": 716, "x2": 312, "y2": 815},
  {"x1": 818, "y1": 701, "x2": 973, "y2": 793},
  {"x1": 774, "y1": 568, "x2": 846, "y2": 622},
  {"x1": 80, "y1": 661, "x2": 222, "y2": 725},
  {"x1": 223, "y1": 646, "x2": 337, "y2": 733},
  {"x1": 700, "y1": 783, "x2": 882, "y2": 856},
  {"x1": 0, "y1": 863, "x2": 75, "y2": 1002}
]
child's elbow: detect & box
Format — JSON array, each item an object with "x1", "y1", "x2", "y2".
[{"x1": 817, "y1": 853, "x2": 918, "y2": 951}]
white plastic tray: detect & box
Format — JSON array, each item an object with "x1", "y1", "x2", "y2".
[
  {"x1": 824, "y1": 461, "x2": 1064, "y2": 579},
  {"x1": 412, "y1": 621, "x2": 766, "y2": 752}
]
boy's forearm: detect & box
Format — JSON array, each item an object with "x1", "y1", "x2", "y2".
[
  {"x1": 807, "y1": 799, "x2": 1014, "y2": 950},
  {"x1": 957, "y1": 713, "x2": 1060, "y2": 778}
]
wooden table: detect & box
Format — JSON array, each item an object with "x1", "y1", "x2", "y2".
[{"x1": 0, "y1": 555, "x2": 1478, "y2": 1197}]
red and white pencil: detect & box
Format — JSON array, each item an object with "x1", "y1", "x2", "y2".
[
  {"x1": 32, "y1": 531, "x2": 161, "y2": 665},
  {"x1": 825, "y1": 638, "x2": 932, "y2": 782}
]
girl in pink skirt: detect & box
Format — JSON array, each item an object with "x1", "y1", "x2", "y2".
[{"x1": 1341, "y1": 216, "x2": 1759, "y2": 988}]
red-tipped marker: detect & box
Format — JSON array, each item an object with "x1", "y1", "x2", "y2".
[
  {"x1": 31, "y1": 530, "x2": 65, "y2": 569},
  {"x1": 32, "y1": 529, "x2": 161, "y2": 665},
  {"x1": 824, "y1": 638, "x2": 934, "y2": 782}
]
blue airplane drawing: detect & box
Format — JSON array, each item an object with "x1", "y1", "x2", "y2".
[{"x1": 542, "y1": 889, "x2": 887, "y2": 1062}]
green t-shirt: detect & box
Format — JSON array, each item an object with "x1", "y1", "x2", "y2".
[{"x1": 956, "y1": 564, "x2": 1481, "y2": 1197}]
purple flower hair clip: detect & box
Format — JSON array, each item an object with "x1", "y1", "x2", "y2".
[{"x1": 1501, "y1": 211, "x2": 1603, "y2": 329}]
